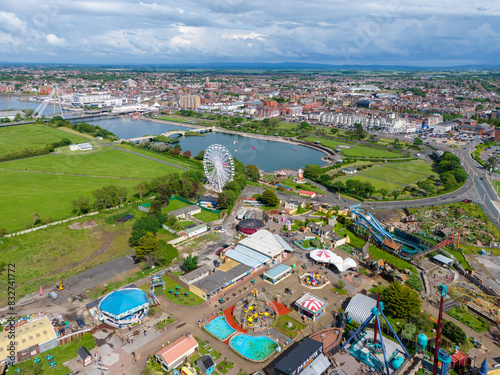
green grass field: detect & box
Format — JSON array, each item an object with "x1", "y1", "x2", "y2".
[
  {"x1": 163, "y1": 275, "x2": 204, "y2": 305},
  {"x1": 0, "y1": 209, "x2": 135, "y2": 304},
  {"x1": 0, "y1": 148, "x2": 185, "y2": 178},
  {"x1": 361, "y1": 165, "x2": 429, "y2": 185},
  {"x1": 193, "y1": 210, "x2": 220, "y2": 223},
  {"x1": 342, "y1": 145, "x2": 402, "y2": 158},
  {"x1": 164, "y1": 199, "x2": 192, "y2": 212},
  {"x1": 114, "y1": 143, "x2": 193, "y2": 169},
  {"x1": 280, "y1": 178, "x2": 325, "y2": 193},
  {"x1": 0, "y1": 124, "x2": 90, "y2": 157},
  {"x1": 10, "y1": 333, "x2": 96, "y2": 375},
  {"x1": 338, "y1": 175, "x2": 402, "y2": 191},
  {"x1": 0, "y1": 170, "x2": 139, "y2": 232}
]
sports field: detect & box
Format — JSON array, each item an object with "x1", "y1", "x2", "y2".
[
  {"x1": 0, "y1": 148, "x2": 185, "y2": 178},
  {"x1": 361, "y1": 165, "x2": 429, "y2": 185},
  {"x1": 0, "y1": 124, "x2": 89, "y2": 157},
  {"x1": 0, "y1": 170, "x2": 139, "y2": 232}
]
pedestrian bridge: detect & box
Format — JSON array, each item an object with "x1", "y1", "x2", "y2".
[{"x1": 125, "y1": 126, "x2": 215, "y2": 143}]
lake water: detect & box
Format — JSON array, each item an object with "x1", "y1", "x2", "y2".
[
  {"x1": 91, "y1": 117, "x2": 326, "y2": 171},
  {"x1": 0, "y1": 95, "x2": 62, "y2": 115},
  {"x1": 0, "y1": 96, "x2": 326, "y2": 171}
]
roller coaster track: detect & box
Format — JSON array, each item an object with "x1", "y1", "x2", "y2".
[{"x1": 352, "y1": 209, "x2": 428, "y2": 254}]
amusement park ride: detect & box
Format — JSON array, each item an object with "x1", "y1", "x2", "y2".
[{"x1": 342, "y1": 285, "x2": 454, "y2": 375}]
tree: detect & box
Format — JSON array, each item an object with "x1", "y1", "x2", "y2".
[
  {"x1": 332, "y1": 181, "x2": 344, "y2": 193},
  {"x1": 157, "y1": 184, "x2": 173, "y2": 206},
  {"x1": 268, "y1": 117, "x2": 280, "y2": 128},
  {"x1": 379, "y1": 188, "x2": 389, "y2": 199},
  {"x1": 486, "y1": 157, "x2": 498, "y2": 171},
  {"x1": 217, "y1": 191, "x2": 230, "y2": 209},
  {"x1": 402, "y1": 323, "x2": 417, "y2": 343},
  {"x1": 417, "y1": 180, "x2": 435, "y2": 196},
  {"x1": 442, "y1": 320, "x2": 467, "y2": 344},
  {"x1": 382, "y1": 282, "x2": 421, "y2": 319},
  {"x1": 182, "y1": 150, "x2": 191, "y2": 158},
  {"x1": 149, "y1": 199, "x2": 162, "y2": 215},
  {"x1": 245, "y1": 164, "x2": 260, "y2": 182},
  {"x1": 413, "y1": 137, "x2": 423, "y2": 145},
  {"x1": 452, "y1": 168, "x2": 468, "y2": 184},
  {"x1": 330, "y1": 128, "x2": 339, "y2": 134},
  {"x1": 304, "y1": 164, "x2": 322, "y2": 179},
  {"x1": 440, "y1": 172, "x2": 458, "y2": 190},
  {"x1": 135, "y1": 232, "x2": 159, "y2": 259},
  {"x1": 170, "y1": 147, "x2": 181, "y2": 155},
  {"x1": 182, "y1": 254, "x2": 198, "y2": 272},
  {"x1": 72, "y1": 195, "x2": 91, "y2": 215},
  {"x1": 260, "y1": 189, "x2": 280, "y2": 207},
  {"x1": 319, "y1": 174, "x2": 331, "y2": 184},
  {"x1": 391, "y1": 190, "x2": 401, "y2": 200},
  {"x1": 135, "y1": 182, "x2": 150, "y2": 199},
  {"x1": 194, "y1": 150, "x2": 205, "y2": 160},
  {"x1": 337, "y1": 278, "x2": 346, "y2": 290},
  {"x1": 118, "y1": 187, "x2": 127, "y2": 204}
]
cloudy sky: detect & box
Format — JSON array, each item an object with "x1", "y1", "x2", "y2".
[{"x1": 0, "y1": 0, "x2": 499, "y2": 66}]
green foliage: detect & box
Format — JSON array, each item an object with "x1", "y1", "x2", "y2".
[
  {"x1": 304, "y1": 164, "x2": 322, "y2": 179},
  {"x1": 71, "y1": 195, "x2": 91, "y2": 215},
  {"x1": 260, "y1": 189, "x2": 280, "y2": 207},
  {"x1": 182, "y1": 254, "x2": 198, "y2": 272},
  {"x1": 92, "y1": 185, "x2": 127, "y2": 209},
  {"x1": 447, "y1": 307, "x2": 491, "y2": 333},
  {"x1": 414, "y1": 137, "x2": 423, "y2": 145},
  {"x1": 382, "y1": 282, "x2": 422, "y2": 318},
  {"x1": 135, "y1": 232, "x2": 159, "y2": 259},
  {"x1": 129, "y1": 212, "x2": 166, "y2": 246},
  {"x1": 442, "y1": 320, "x2": 467, "y2": 344}
]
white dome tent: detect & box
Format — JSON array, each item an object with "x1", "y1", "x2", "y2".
[{"x1": 309, "y1": 250, "x2": 357, "y2": 273}]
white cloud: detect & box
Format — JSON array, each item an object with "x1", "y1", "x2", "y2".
[{"x1": 46, "y1": 34, "x2": 66, "y2": 46}]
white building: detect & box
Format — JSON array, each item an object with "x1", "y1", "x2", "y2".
[{"x1": 69, "y1": 143, "x2": 94, "y2": 151}]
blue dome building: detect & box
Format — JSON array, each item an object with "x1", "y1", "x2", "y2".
[{"x1": 98, "y1": 288, "x2": 149, "y2": 328}]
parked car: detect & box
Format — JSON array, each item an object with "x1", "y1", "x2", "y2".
[
  {"x1": 222, "y1": 244, "x2": 230, "y2": 248},
  {"x1": 215, "y1": 226, "x2": 222, "y2": 231},
  {"x1": 216, "y1": 248, "x2": 224, "y2": 256},
  {"x1": 213, "y1": 260, "x2": 220, "y2": 267},
  {"x1": 76, "y1": 318, "x2": 85, "y2": 328}
]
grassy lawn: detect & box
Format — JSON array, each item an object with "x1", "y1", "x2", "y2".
[
  {"x1": 447, "y1": 308, "x2": 491, "y2": 332},
  {"x1": 114, "y1": 143, "x2": 193, "y2": 169},
  {"x1": 369, "y1": 245, "x2": 418, "y2": 273},
  {"x1": 361, "y1": 165, "x2": 430, "y2": 185},
  {"x1": 181, "y1": 233, "x2": 221, "y2": 252},
  {"x1": 369, "y1": 285, "x2": 387, "y2": 294},
  {"x1": 339, "y1": 175, "x2": 402, "y2": 191},
  {"x1": 343, "y1": 145, "x2": 402, "y2": 158},
  {"x1": 193, "y1": 210, "x2": 221, "y2": 223},
  {"x1": 0, "y1": 209, "x2": 135, "y2": 305},
  {"x1": 384, "y1": 161, "x2": 436, "y2": 174},
  {"x1": 0, "y1": 148, "x2": 184, "y2": 178},
  {"x1": 331, "y1": 287, "x2": 348, "y2": 295},
  {"x1": 164, "y1": 199, "x2": 192, "y2": 212},
  {"x1": 0, "y1": 169, "x2": 139, "y2": 232},
  {"x1": 305, "y1": 136, "x2": 355, "y2": 148},
  {"x1": 10, "y1": 332, "x2": 96, "y2": 375},
  {"x1": 163, "y1": 275, "x2": 204, "y2": 305},
  {"x1": 272, "y1": 315, "x2": 307, "y2": 338},
  {"x1": 446, "y1": 248, "x2": 471, "y2": 270},
  {"x1": 176, "y1": 220, "x2": 196, "y2": 229},
  {"x1": 194, "y1": 337, "x2": 222, "y2": 360},
  {"x1": 280, "y1": 178, "x2": 325, "y2": 194},
  {"x1": 216, "y1": 359, "x2": 235, "y2": 374},
  {"x1": 0, "y1": 124, "x2": 89, "y2": 158}
]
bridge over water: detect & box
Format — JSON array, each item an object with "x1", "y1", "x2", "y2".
[{"x1": 126, "y1": 126, "x2": 215, "y2": 143}]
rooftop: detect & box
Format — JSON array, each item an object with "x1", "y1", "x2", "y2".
[
  {"x1": 238, "y1": 230, "x2": 284, "y2": 258},
  {"x1": 156, "y1": 335, "x2": 198, "y2": 365}
]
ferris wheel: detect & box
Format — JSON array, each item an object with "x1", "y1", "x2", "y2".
[{"x1": 203, "y1": 144, "x2": 235, "y2": 193}]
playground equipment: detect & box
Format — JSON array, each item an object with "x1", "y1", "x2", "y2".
[
  {"x1": 341, "y1": 296, "x2": 409, "y2": 375},
  {"x1": 304, "y1": 273, "x2": 323, "y2": 286},
  {"x1": 151, "y1": 274, "x2": 165, "y2": 289},
  {"x1": 352, "y1": 209, "x2": 427, "y2": 259},
  {"x1": 56, "y1": 282, "x2": 64, "y2": 291}
]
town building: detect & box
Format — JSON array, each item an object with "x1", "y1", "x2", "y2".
[{"x1": 155, "y1": 334, "x2": 199, "y2": 371}]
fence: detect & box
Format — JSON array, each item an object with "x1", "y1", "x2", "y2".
[{"x1": 57, "y1": 328, "x2": 91, "y2": 346}]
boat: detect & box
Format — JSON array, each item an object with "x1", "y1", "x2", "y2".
[
  {"x1": 252, "y1": 147, "x2": 256, "y2": 149},
  {"x1": 234, "y1": 149, "x2": 238, "y2": 152},
  {"x1": 294, "y1": 148, "x2": 297, "y2": 151}
]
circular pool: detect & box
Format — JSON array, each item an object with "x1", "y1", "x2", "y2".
[{"x1": 229, "y1": 334, "x2": 279, "y2": 361}]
